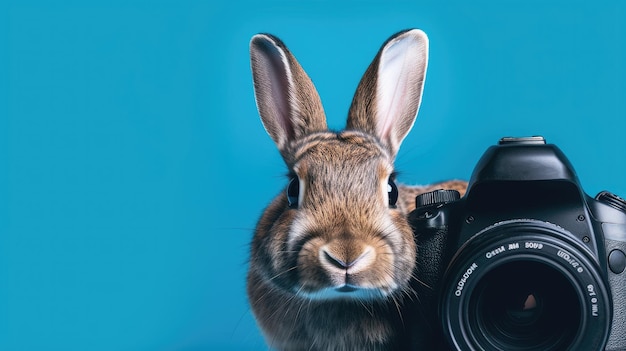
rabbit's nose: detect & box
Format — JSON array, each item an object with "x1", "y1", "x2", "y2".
[{"x1": 320, "y1": 243, "x2": 374, "y2": 273}]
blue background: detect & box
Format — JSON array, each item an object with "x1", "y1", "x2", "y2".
[{"x1": 1, "y1": 1, "x2": 625, "y2": 350}]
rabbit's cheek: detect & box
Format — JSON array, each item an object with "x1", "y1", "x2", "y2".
[
  {"x1": 387, "y1": 211, "x2": 418, "y2": 277},
  {"x1": 285, "y1": 211, "x2": 309, "y2": 253},
  {"x1": 266, "y1": 212, "x2": 297, "y2": 269}
]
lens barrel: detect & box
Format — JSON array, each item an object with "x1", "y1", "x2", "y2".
[{"x1": 440, "y1": 220, "x2": 611, "y2": 351}]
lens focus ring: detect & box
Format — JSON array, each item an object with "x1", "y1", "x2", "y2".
[{"x1": 440, "y1": 220, "x2": 611, "y2": 351}]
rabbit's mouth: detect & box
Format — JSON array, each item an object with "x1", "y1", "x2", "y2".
[
  {"x1": 335, "y1": 284, "x2": 358, "y2": 293},
  {"x1": 296, "y1": 284, "x2": 392, "y2": 301}
]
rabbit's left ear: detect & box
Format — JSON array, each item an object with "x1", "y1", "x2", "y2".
[
  {"x1": 250, "y1": 34, "x2": 327, "y2": 157},
  {"x1": 347, "y1": 29, "x2": 428, "y2": 158}
]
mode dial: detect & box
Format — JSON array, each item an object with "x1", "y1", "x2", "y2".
[{"x1": 415, "y1": 189, "x2": 461, "y2": 208}]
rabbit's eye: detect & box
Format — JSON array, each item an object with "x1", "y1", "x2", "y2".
[
  {"x1": 287, "y1": 177, "x2": 300, "y2": 208},
  {"x1": 387, "y1": 178, "x2": 399, "y2": 208}
]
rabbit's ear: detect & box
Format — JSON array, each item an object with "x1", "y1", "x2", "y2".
[
  {"x1": 347, "y1": 29, "x2": 428, "y2": 158},
  {"x1": 250, "y1": 34, "x2": 327, "y2": 154}
]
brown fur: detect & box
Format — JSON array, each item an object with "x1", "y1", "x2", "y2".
[{"x1": 247, "y1": 30, "x2": 468, "y2": 350}]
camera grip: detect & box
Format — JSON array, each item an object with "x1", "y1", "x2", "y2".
[
  {"x1": 414, "y1": 226, "x2": 450, "y2": 300},
  {"x1": 409, "y1": 225, "x2": 453, "y2": 350},
  {"x1": 605, "y1": 238, "x2": 626, "y2": 351}
]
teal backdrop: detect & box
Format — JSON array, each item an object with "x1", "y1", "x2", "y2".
[{"x1": 1, "y1": 1, "x2": 625, "y2": 350}]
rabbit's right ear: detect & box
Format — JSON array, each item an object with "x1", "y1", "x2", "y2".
[
  {"x1": 250, "y1": 34, "x2": 327, "y2": 155},
  {"x1": 347, "y1": 29, "x2": 429, "y2": 158}
]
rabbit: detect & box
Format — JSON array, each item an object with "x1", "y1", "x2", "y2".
[{"x1": 247, "y1": 29, "x2": 468, "y2": 351}]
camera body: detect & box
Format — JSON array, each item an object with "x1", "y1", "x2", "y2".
[{"x1": 410, "y1": 137, "x2": 626, "y2": 350}]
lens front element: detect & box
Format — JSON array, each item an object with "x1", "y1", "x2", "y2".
[{"x1": 470, "y1": 260, "x2": 581, "y2": 350}]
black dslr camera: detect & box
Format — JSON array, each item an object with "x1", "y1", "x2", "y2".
[{"x1": 410, "y1": 136, "x2": 626, "y2": 350}]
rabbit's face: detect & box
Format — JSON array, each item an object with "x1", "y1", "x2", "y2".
[
  {"x1": 249, "y1": 29, "x2": 429, "y2": 303},
  {"x1": 273, "y1": 132, "x2": 416, "y2": 300}
]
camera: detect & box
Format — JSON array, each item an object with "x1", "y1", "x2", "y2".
[{"x1": 410, "y1": 136, "x2": 626, "y2": 350}]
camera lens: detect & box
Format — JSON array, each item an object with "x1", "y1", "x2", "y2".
[{"x1": 469, "y1": 260, "x2": 581, "y2": 350}]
